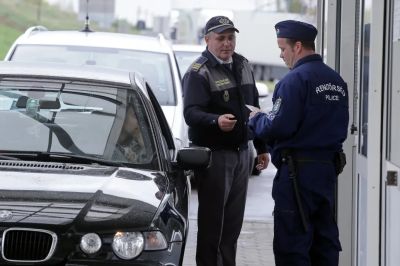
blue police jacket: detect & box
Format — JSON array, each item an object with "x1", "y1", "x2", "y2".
[
  {"x1": 249, "y1": 54, "x2": 349, "y2": 165},
  {"x1": 183, "y1": 49, "x2": 267, "y2": 153}
]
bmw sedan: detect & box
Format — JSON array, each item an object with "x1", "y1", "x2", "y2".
[{"x1": 0, "y1": 62, "x2": 210, "y2": 265}]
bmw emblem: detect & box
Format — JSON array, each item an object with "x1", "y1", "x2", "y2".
[{"x1": 0, "y1": 210, "x2": 13, "y2": 221}]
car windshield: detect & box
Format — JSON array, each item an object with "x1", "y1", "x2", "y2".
[
  {"x1": 0, "y1": 77, "x2": 158, "y2": 170},
  {"x1": 174, "y1": 50, "x2": 201, "y2": 76},
  {"x1": 10, "y1": 44, "x2": 176, "y2": 106}
]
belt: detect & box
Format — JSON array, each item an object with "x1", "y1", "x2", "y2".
[
  {"x1": 280, "y1": 149, "x2": 336, "y2": 163},
  {"x1": 279, "y1": 149, "x2": 346, "y2": 175},
  {"x1": 216, "y1": 146, "x2": 248, "y2": 152},
  {"x1": 190, "y1": 140, "x2": 249, "y2": 152}
]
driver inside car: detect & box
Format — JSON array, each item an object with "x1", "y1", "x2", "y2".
[{"x1": 112, "y1": 105, "x2": 146, "y2": 163}]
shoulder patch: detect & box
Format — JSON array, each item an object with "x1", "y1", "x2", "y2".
[
  {"x1": 266, "y1": 97, "x2": 282, "y2": 120},
  {"x1": 191, "y1": 56, "x2": 208, "y2": 72},
  {"x1": 271, "y1": 97, "x2": 282, "y2": 114}
]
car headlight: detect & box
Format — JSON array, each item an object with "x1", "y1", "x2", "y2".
[
  {"x1": 80, "y1": 233, "x2": 102, "y2": 254},
  {"x1": 112, "y1": 232, "x2": 144, "y2": 260},
  {"x1": 143, "y1": 231, "x2": 168, "y2": 250}
]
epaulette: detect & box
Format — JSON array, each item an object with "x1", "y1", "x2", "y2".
[{"x1": 191, "y1": 56, "x2": 208, "y2": 72}]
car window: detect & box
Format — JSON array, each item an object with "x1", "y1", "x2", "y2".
[
  {"x1": 0, "y1": 78, "x2": 159, "y2": 170},
  {"x1": 174, "y1": 50, "x2": 201, "y2": 76},
  {"x1": 10, "y1": 44, "x2": 176, "y2": 106}
]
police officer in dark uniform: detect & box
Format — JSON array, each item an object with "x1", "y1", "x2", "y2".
[
  {"x1": 249, "y1": 20, "x2": 349, "y2": 266},
  {"x1": 183, "y1": 16, "x2": 269, "y2": 266}
]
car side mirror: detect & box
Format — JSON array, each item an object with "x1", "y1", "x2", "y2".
[{"x1": 176, "y1": 147, "x2": 211, "y2": 170}]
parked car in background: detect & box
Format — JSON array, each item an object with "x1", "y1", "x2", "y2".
[
  {"x1": 256, "y1": 81, "x2": 272, "y2": 113},
  {"x1": 172, "y1": 44, "x2": 205, "y2": 76},
  {"x1": 4, "y1": 26, "x2": 188, "y2": 150},
  {"x1": 0, "y1": 61, "x2": 210, "y2": 265}
]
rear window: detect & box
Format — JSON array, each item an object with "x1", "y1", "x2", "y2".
[{"x1": 174, "y1": 50, "x2": 202, "y2": 75}]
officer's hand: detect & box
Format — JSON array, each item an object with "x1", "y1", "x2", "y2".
[
  {"x1": 256, "y1": 153, "x2": 269, "y2": 170},
  {"x1": 246, "y1": 105, "x2": 261, "y2": 119},
  {"x1": 218, "y1": 114, "x2": 237, "y2": 132}
]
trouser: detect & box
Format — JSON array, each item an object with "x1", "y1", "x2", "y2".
[
  {"x1": 272, "y1": 153, "x2": 342, "y2": 266},
  {"x1": 195, "y1": 149, "x2": 249, "y2": 266}
]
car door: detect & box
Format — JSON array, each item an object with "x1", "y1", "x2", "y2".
[{"x1": 138, "y1": 78, "x2": 190, "y2": 219}]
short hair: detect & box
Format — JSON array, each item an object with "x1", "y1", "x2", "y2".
[{"x1": 286, "y1": 39, "x2": 315, "y2": 51}]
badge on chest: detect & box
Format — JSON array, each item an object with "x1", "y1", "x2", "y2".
[{"x1": 223, "y1": 90, "x2": 230, "y2": 102}]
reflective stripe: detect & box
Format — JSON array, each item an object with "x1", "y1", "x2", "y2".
[{"x1": 207, "y1": 24, "x2": 232, "y2": 32}]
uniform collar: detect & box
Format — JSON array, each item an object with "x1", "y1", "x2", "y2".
[
  {"x1": 208, "y1": 50, "x2": 233, "y2": 64},
  {"x1": 203, "y1": 49, "x2": 241, "y2": 68},
  {"x1": 292, "y1": 54, "x2": 322, "y2": 69}
]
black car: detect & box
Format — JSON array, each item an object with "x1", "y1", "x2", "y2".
[{"x1": 0, "y1": 62, "x2": 210, "y2": 265}]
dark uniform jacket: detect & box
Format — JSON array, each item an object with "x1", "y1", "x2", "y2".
[
  {"x1": 249, "y1": 54, "x2": 349, "y2": 166},
  {"x1": 183, "y1": 49, "x2": 266, "y2": 153}
]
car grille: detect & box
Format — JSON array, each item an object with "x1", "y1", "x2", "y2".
[
  {"x1": 0, "y1": 160, "x2": 85, "y2": 170},
  {"x1": 2, "y1": 228, "x2": 57, "y2": 262}
]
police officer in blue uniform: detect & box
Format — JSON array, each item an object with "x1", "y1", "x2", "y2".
[
  {"x1": 183, "y1": 16, "x2": 269, "y2": 266},
  {"x1": 249, "y1": 20, "x2": 349, "y2": 266}
]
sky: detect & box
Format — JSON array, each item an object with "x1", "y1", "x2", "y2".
[{"x1": 45, "y1": 0, "x2": 315, "y2": 66}]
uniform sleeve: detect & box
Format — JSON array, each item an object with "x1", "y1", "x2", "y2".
[
  {"x1": 253, "y1": 137, "x2": 269, "y2": 154},
  {"x1": 183, "y1": 70, "x2": 219, "y2": 128},
  {"x1": 249, "y1": 74, "x2": 305, "y2": 142},
  {"x1": 250, "y1": 75, "x2": 269, "y2": 154}
]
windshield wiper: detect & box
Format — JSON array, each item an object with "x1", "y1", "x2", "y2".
[
  {"x1": 0, "y1": 154, "x2": 20, "y2": 160},
  {"x1": 44, "y1": 152, "x2": 127, "y2": 167},
  {"x1": 0, "y1": 151, "x2": 125, "y2": 167}
]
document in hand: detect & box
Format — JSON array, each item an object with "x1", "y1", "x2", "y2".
[
  {"x1": 246, "y1": 104, "x2": 262, "y2": 119},
  {"x1": 245, "y1": 104, "x2": 261, "y2": 113}
]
